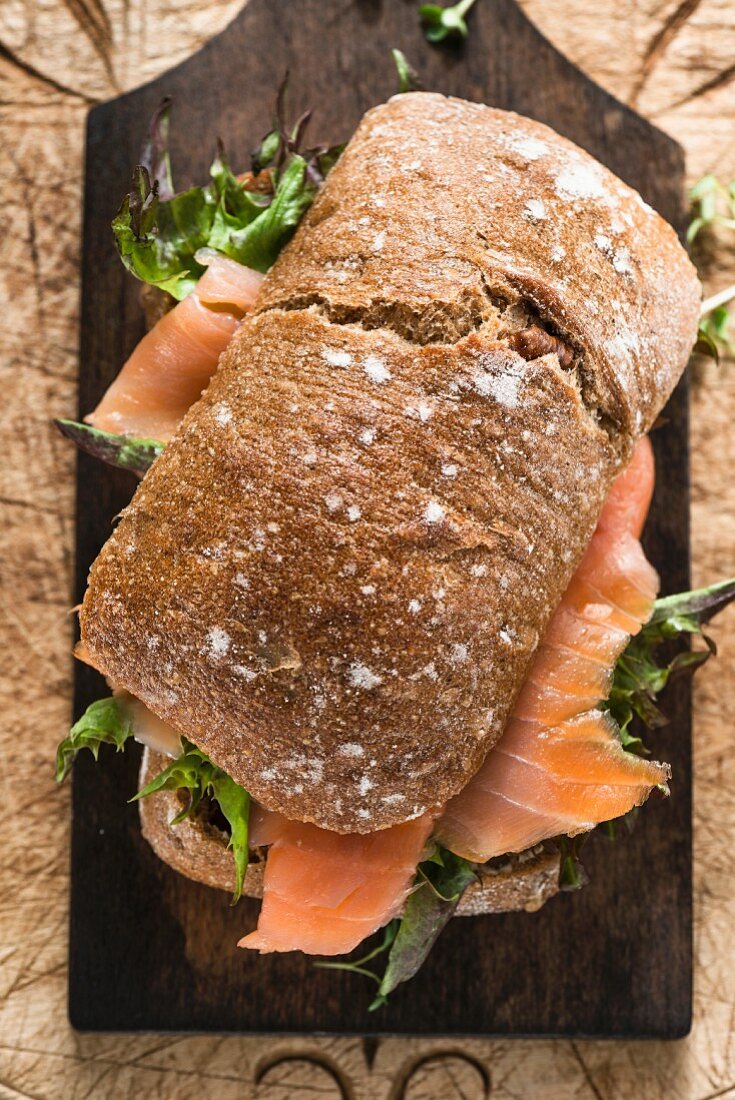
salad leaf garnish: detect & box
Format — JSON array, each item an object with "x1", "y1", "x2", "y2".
[
  {"x1": 132, "y1": 738, "x2": 251, "y2": 903},
  {"x1": 687, "y1": 174, "x2": 735, "y2": 243},
  {"x1": 693, "y1": 320, "x2": 722, "y2": 363},
  {"x1": 696, "y1": 306, "x2": 734, "y2": 361},
  {"x1": 558, "y1": 835, "x2": 590, "y2": 891},
  {"x1": 54, "y1": 419, "x2": 164, "y2": 478},
  {"x1": 112, "y1": 165, "x2": 216, "y2": 299},
  {"x1": 56, "y1": 698, "x2": 251, "y2": 904},
  {"x1": 112, "y1": 83, "x2": 344, "y2": 296},
  {"x1": 419, "y1": 0, "x2": 479, "y2": 43},
  {"x1": 369, "y1": 848, "x2": 476, "y2": 1008},
  {"x1": 392, "y1": 48, "x2": 423, "y2": 94},
  {"x1": 140, "y1": 97, "x2": 175, "y2": 201},
  {"x1": 209, "y1": 152, "x2": 316, "y2": 273},
  {"x1": 605, "y1": 578, "x2": 735, "y2": 747},
  {"x1": 56, "y1": 697, "x2": 134, "y2": 782},
  {"x1": 689, "y1": 178, "x2": 735, "y2": 362}
]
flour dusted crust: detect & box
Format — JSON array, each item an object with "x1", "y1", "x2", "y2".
[
  {"x1": 81, "y1": 93, "x2": 701, "y2": 833},
  {"x1": 138, "y1": 749, "x2": 560, "y2": 916},
  {"x1": 260, "y1": 93, "x2": 701, "y2": 437}
]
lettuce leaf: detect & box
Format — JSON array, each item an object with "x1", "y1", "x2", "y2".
[
  {"x1": 112, "y1": 166, "x2": 215, "y2": 300},
  {"x1": 112, "y1": 87, "x2": 343, "y2": 297},
  {"x1": 605, "y1": 578, "x2": 735, "y2": 748},
  {"x1": 392, "y1": 48, "x2": 424, "y2": 94},
  {"x1": 140, "y1": 97, "x2": 175, "y2": 201},
  {"x1": 208, "y1": 153, "x2": 315, "y2": 273},
  {"x1": 56, "y1": 699, "x2": 251, "y2": 903},
  {"x1": 56, "y1": 697, "x2": 134, "y2": 782},
  {"x1": 54, "y1": 419, "x2": 164, "y2": 477},
  {"x1": 419, "y1": 0, "x2": 478, "y2": 43},
  {"x1": 369, "y1": 848, "x2": 476, "y2": 1008},
  {"x1": 132, "y1": 738, "x2": 250, "y2": 903}
]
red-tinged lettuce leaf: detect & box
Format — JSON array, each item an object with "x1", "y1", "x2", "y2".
[
  {"x1": 605, "y1": 578, "x2": 735, "y2": 746},
  {"x1": 140, "y1": 97, "x2": 175, "y2": 201},
  {"x1": 112, "y1": 86, "x2": 344, "y2": 295},
  {"x1": 648, "y1": 577, "x2": 735, "y2": 627},
  {"x1": 368, "y1": 848, "x2": 476, "y2": 1008},
  {"x1": 112, "y1": 165, "x2": 215, "y2": 300},
  {"x1": 55, "y1": 419, "x2": 164, "y2": 477}
]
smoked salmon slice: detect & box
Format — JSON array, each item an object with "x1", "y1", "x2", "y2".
[
  {"x1": 88, "y1": 253, "x2": 263, "y2": 441},
  {"x1": 597, "y1": 433, "x2": 655, "y2": 540},
  {"x1": 436, "y1": 436, "x2": 669, "y2": 863},
  {"x1": 240, "y1": 810, "x2": 434, "y2": 956}
]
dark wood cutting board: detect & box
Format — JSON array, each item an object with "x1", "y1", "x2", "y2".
[{"x1": 71, "y1": 0, "x2": 692, "y2": 1036}]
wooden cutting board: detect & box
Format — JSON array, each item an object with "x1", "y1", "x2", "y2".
[{"x1": 70, "y1": 0, "x2": 692, "y2": 1036}]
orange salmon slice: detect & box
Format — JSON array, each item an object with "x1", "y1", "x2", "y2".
[
  {"x1": 436, "y1": 436, "x2": 669, "y2": 863},
  {"x1": 239, "y1": 813, "x2": 434, "y2": 956},
  {"x1": 88, "y1": 255, "x2": 263, "y2": 441}
]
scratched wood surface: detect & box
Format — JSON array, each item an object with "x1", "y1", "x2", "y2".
[{"x1": 1, "y1": 0, "x2": 734, "y2": 1096}]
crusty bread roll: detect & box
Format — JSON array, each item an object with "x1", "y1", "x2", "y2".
[
  {"x1": 138, "y1": 748, "x2": 561, "y2": 916},
  {"x1": 80, "y1": 93, "x2": 700, "y2": 833}
]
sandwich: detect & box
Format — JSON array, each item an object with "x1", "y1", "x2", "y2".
[{"x1": 56, "y1": 81, "x2": 735, "y2": 1005}]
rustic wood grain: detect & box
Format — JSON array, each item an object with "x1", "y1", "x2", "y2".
[{"x1": 1, "y1": 0, "x2": 734, "y2": 1096}]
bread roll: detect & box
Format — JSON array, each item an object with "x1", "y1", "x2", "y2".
[{"x1": 80, "y1": 93, "x2": 700, "y2": 833}]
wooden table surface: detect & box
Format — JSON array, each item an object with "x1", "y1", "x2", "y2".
[{"x1": 1, "y1": 2, "x2": 734, "y2": 1096}]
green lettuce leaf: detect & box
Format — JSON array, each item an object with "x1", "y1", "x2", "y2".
[
  {"x1": 133, "y1": 738, "x2": 250, "y2": 903},
  {"x1": 112, "y1": 166, "x2": 215, "y2": 300},
  {"x1": 693, "y1": 321, "x2": 721, "y2": 363},
  {"x1": 54, "y1": 419, "x2": 164, "y2": 477},
  {"x1": 688, "y1": 174, "x2": 735, "y2": 242},
  {"x1": 209, "y1": 154, "x2": 315, "y2": 272},
  {"x1": 56, "y1": 696, "x2": 251, "y2": 903},
  {"x1": 112, "y1": 86, "x2": 344, "y2": 297},
  {"x1": 605, "y1": 578, "x2": 735, "y2": 746},
  {"x1": 696, "y1": 307, "x2": 733, "y2": 361},
  {"x1": 419, "y1": 0, "x2": 478, "y2": 43},
  {"x1": 392, "y1": 48, "x2": 423, "y2": 94},
  {"x1": 56, "y1": 697, "x2": 134, "y2": 782},
  {"x1": 369, "y1": 848, "x2": 476, "y2": 1008}
]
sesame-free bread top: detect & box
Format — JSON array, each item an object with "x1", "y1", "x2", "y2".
[
  {"x1": 80, "y1": 94, "x2": 701, "y2": 833},
  {"x1": 81, "y1": 313, "x2": 617, "y2": 829},
  {"x1": 260, "y1": 93, "x2": 700, "y2": 437}
]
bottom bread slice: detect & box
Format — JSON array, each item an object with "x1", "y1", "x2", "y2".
[{"x1": 138, "y1": 748, "x2": 560, "y2": 919}]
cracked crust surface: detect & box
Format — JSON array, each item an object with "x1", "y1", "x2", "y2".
[
  {"x1": 259, "y1": 93, "x2": 701, "y2": 437},
  {"x1": 80, "y1": 93, "x2": 700, "y2": 833}
]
